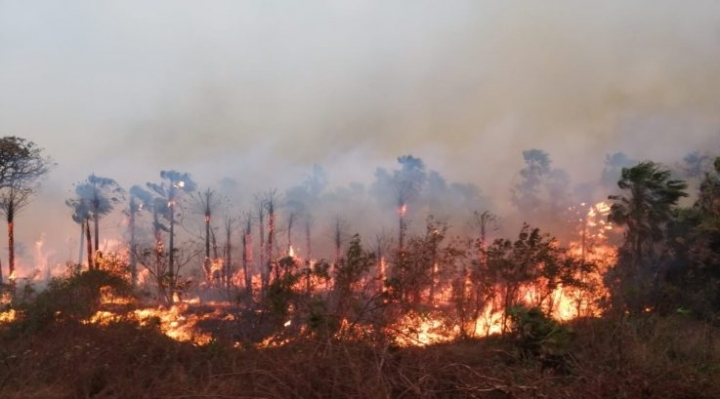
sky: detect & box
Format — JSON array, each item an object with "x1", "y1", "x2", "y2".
[{"x1": 1, "y1": 1, "x2": 720, "y2": 273}]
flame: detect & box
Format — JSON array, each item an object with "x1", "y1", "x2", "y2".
[
  {"x1": 3, "y1": 202, "x2": 618, "y2": 349},
  {"x1": 391, "y1": 311, "x2": 461, "y2": 347},
  {"x1": 0, "y1": 309, "x2": 16, "y2": 323},
  {"x1": 398, "y1": 204, "x2": 408, "y2": 217},
  {"x1": 85, "y1": 302, "x2": 237, "y2": 345}
]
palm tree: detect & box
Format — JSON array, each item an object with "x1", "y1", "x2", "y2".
[
  {"x1": 147, "y1": 170, "x2": 196, "y2": 299},
  {"x1": 191, "y1": 188, "x2": 224, "y2": 281},
  {"x1": 74, "y1": 174, "x2": 125, "y2": 264},
  {"x1": 66, "y1": 197, "x2": 93, "y2": 269},
  {"x1": 608, "y1": 161, "x2": 688, "y2": 269}
]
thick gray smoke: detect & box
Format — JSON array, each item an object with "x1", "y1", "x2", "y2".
[{"x1": 1, "y1": 1, "x2": 719, "y2": 273}]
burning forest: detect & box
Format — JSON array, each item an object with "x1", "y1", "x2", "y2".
[
  {"x1": 2, "y1": 2, "x2": 720, "y2": 398},
  {"x1": 1, "y1": 143, "x2": 720, "y2": 398}
]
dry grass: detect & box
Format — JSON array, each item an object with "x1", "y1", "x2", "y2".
[{"x1": 1, "y1": 315, "x2": 719, "y2": 399}]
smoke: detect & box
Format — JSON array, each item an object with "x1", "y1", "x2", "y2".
[{"x1": 1, "y1": 1, "x2": 720, "y2": 272}]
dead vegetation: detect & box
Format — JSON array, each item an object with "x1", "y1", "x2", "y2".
[{"x1": 1, "y1": 313, "x2": 718, "y2": 399}]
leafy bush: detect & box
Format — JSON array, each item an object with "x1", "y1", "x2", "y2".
[
  {"x1": 12, "y1": 269, "x2": 133, "y2": 333},
  {"x1": 508, "y1": 305, "x2": 575, "y2": 371}
]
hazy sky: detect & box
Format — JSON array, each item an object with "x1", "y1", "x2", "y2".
[{"x1": 1, "y1": 1, "x2": 720, "y2": 271}]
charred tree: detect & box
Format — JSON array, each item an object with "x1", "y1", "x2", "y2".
[
  {"x1": 304, "y1": 217, "x2": 312, "y2": 261},
  {"x1": 73, "y1": 174, "x2": 125, "y2": 261},
  {"x1": 256, "y1": 196, "x2": 267, "y2": 294},
  {"x1": 67, "y1": 197, "x2": 92, "y2": 270},
  {"x1": 242, "y1": 212, "x2": 253, "y2": 299},
  {"x1": 147, "y1": 171, "x2": 196, "y2": 302},
  {"x1": 370, "y1": 155, "x2": 426, "y2": 254},
  {"x1": 85, "y1": 217, "x2": 93, "y2": 270},
  {"x1": 223, "y1": 216, "x2": 236, "y2": 290},
  {"x1": 192, "y1": 188, "x2": 225, "y2": 282},
  {"x1": 0, "y1": 137, "x2": 52, "y2": 280},
  {"x1": 127, "y1": 186, "x2": 153, "y2": 288},
  {"x1": 286, "y1": 212, "x2": 295, "y2": 255},
  {"x1": 264, "y1": 190, "x2": 277, "y2": 282},
  {"x1": 0, "y1": 185, "x2": 31, "y2": 279}
]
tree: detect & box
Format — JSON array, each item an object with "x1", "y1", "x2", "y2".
[
  {"x1": 285, "y1": 164, "x2": 327, "y2": 260},
  {"x1": 241, "y1": 211, "x2": 253, "y2": 300},
  {"x1": 607, "y1": 161, "x2": 688, "y2": 313},
  {"x1": 66, "y1": 196, "x2": 93, "y2": 269},
  {"x1": 191, "y1": 188, "x2": 224, "y2": 282},
  {"x1": 0, "y1": 136, "x2": 52, "y2": 281},
  {"x1": 681, "y1": 151, "x2": 714, "y2": 180},
  {"x1": 511, "y1": 149, "x2": 571, "y2": 230},
  {"x1": 333, "y1": 234, "x2": 375, "y2": 322},
  {"x1": 661, "y1": 156, "x2": 720, "y2": 317},
  {"x1": 222, "y1": 216, "x2": 237, "y2": 290},
  {"x1": 147, "y1": 170, "x2": 197, "y2": 300},
  {"x1": 261, "y1": 190, "x2": 278, "y2": 284},
  {"x1": 608, "y1": 162, "x2": 688, "y2": 269},
  {"x1": 371, "y1": 155, "x2": 427, "y2": 251},
  {"x1": 485, "y1": 224, "x2": 581, "y2": 333},
  {"x1": 0, "y1": 184, "x2": 33, "y2": 281},
  {"x1": 127, "y1": 185, "x2": 154, "y2": 287},
  {"x1": 601, "y1": 152, "x2": 636, "y2": 189},
  {"x1": 512, "y1": 149, "x2": 552, "y2": 213},
  {"x1": 73, "y1": 174, "x2": 125, "y2": 267}
]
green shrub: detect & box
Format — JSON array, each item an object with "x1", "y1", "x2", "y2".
[
  {"x1": 508, "y1": 305, "x2": 575, "y2": 371},
  {"x1": 12, "y1": 269, "x2": 133, "y2": 333}
]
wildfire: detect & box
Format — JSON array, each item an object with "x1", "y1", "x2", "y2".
[
  {"x1": 0, "y1": 309, "x2": 16, "y2": 323},
  {"x1": 85, "y1": 302, "x2": 232, "y2": 345},
  {"x1": 0, "y1": 202, "x2": 617, "y2": 350},
  {"x1": 391, "y1": 311, "x2": 460, "y2": 347},
  {"x1": 398, "y1": 204, "x2": 407, "y2": 217}
]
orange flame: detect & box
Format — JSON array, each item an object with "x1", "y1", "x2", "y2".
[{"x1": 398, "y1": 204, "x2": 407, "y2": 217}]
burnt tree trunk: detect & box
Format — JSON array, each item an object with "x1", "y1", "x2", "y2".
[
  {"x1": 129, "y1": 205, "x2": 137, "y2": 287},
  {"x1": 6, "y1": 201, "x2": 15, "y2": 280},
  {"x1": 267, "y1": 199, "x2": 276, "y2": 282},
  {"x1": 224, "y1": 220, "x2": 232, "y2": 290},
  {"x1": 243, "y1": 218, "x2": 253, "y2": 299},
  {"x1": 85, "y1": 218, "x2": 94, "y2": 270},
  {"x1": 258, "y1": 203, "x2": 267, "y2": 294}
]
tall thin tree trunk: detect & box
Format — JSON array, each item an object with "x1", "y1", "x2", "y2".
[
  {"x1": 211, "y1": 228, "x2": 219, "y2": 260},
  {"x1": 78, "y1": 221, "x2": 84, "y2": 267},
  {"x1": 287, "y1": 213, "x2": 295, "y2": 254},
  {"x1": 243, "y1": 218, "x2": 253, "y2": 299},
  {"x1": 334, "y1": 218, "x2": 342, "y2": 267},
  {"x1": 7, "y1": 203, "x2": 14, "y2": 279},
  {"x1": 267, "y1": 200, "x2": 276, "y2": 281},
  {"x1": 85, "y1": 218, "x2": 93, "y2": 270},
  {"x1": 154, "y1": 226, "x2": 163, "y2": 286},
  {"x1": 169, "y1": 207, "x2": 175, "y2": 300},
  {"x1": 224, "y1": 219, "x2": 232, "y2": 290},
  {"x1": 258, "y1": 203, "x2": 266, "y2": 294},
  {"x1": 305, "y1": 218, "x2": 312, "y2": 260},
  {"x1": 205, "y1": 214, "x2": 211, "y2": 259},
  {"x1": 204, "y1": 213, "x2": 211, "y2": 281},
  {"x1": 93, "y1": 206, "x2": 99, "y2": 257},
  {"x1": 398, "y1": 214, "x2": 405, "y2": 252},
  {"x1": 129, "y1": 206, "x2": 137, "y2": 287}
]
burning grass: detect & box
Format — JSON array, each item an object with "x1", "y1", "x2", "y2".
[{"x1": 1, "y1": 315, "x2": 719, "y2": 399}]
